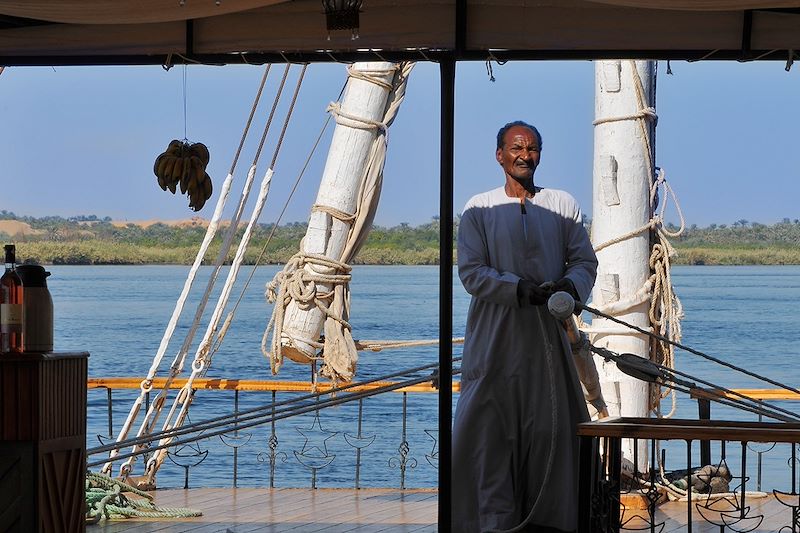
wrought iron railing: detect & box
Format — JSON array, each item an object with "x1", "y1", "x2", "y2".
[
  {"x1": 87, "y1": 376, "x2": 459, "y2": 490},
  {"x1": 577, "y1": 417, "x2": 800, "y2": 532}
]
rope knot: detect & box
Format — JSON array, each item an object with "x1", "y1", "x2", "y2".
[
  {"x1": 640, "y1": 106, "x2": 658, "y2": 123},
  {"x1": 326, "y1": 101, "x2": 388, "y2": 134}
]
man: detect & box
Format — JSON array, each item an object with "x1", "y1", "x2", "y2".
[{"x1": 452, "y1": 121, "x2": 598, "y2": 533}]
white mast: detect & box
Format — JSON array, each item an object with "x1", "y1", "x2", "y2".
[
  {"x1": 591, "y1": 60, "x2": 657, "y2": 469},
  {"x1": 264, "y1": 61, "x2": 413, "y2": 382}
]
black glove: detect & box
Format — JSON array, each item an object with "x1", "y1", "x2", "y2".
[
  {"x1": 517, "y1": 279, "x2": 551, "y2": 306},
  {"x1": 551, "y1": 277, "x2": 579, "y2": 302}
]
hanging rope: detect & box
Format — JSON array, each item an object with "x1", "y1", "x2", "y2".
[
  {"x1": 85, "y1": 472, "x2": 201, "y2": 523},
  {"x1": 262, "y1": 61, "x2": 415, "y2": 385},
  {"x1": 586, "y1": 60, "x2": 685, "y2": 418}
]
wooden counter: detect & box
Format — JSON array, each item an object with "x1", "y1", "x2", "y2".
[{"x1": 0, "y1": 351, "x2": 88, "y2": 533}]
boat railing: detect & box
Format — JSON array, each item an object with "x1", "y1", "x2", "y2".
[
  {"x1": 576, "y1": 416, "x2": 800, "y2": 533},
  {"x1": 87, "y1": 376, "x2": 460, "y2": 490},
  {"x1": 87, "y1": 380, "x2": 800, "y2": 499},
  {"x1": 692, "y1": 387, "x2": 800, "y2": 489}
]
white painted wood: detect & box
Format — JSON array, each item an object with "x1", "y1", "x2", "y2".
[
  {"x1": 280, "y1": 61, "x2": 397, "y2": 364},
  {"x1": 592, "y1": 60, "x2": 656, "y2": 470}
]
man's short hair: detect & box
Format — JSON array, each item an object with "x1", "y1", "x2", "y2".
[{"x1": 496, "y1": 121, "x2": 543, "y2": 150}]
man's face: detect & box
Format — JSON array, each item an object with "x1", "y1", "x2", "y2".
[{"x1": 496, "y1": 126, "x2": 541, "y2": 183}]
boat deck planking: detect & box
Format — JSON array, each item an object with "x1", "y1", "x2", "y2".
[
  {"x1": 88, "y1": 488, "x2": 438, "y2": 533},
  {"x1": 87, "y1": 488, "x2": 796, "y2": 532}
]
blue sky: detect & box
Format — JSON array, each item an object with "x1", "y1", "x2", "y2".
[{"x1": 0, "y1": 60, "x2": 797, "y2": 227}]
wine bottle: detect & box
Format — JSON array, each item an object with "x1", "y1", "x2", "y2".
[{"x1": 1, "y1": 244, "x2": 24, "y2": 353}]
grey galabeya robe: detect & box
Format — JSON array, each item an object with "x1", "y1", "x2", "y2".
[{"x1": 452, "y1": 186, "x2": 598, "y2": 532}]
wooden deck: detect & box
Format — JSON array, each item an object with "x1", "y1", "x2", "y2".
[
  {"x1": 87, "y1": 488, "x2": 799, "y2": 532},
  {"x1": 88, "y1": 488, "x2": 438, "y2": 532}
]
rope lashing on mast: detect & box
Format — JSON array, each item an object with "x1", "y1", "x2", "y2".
[
  {"x1": 262, "y1": 62, "x2": 415, "y2": 384},
  {"x1": 585, "y1": 60, "x2": 685, "y2": 418}
]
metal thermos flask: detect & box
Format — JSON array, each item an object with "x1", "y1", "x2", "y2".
[{"x1": 16, "y1": 264, "x2": 53, "y2": 352}]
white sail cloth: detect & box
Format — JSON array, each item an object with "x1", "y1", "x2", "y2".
[{"x1": 452, "y1": 186, "x2": 598, "y2": 532}]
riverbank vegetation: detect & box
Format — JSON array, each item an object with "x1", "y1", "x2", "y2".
[{"x1": 2, "y1": 213, "x2": 799, "y2": 265}]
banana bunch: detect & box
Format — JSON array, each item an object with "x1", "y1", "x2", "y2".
[{"x1": 153, "y1": 140, "x2": 213, "y2": 211}]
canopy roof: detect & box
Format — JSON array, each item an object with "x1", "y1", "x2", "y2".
[{"x1": 0, "y1": 0, "x2": 799, "y2": 65}]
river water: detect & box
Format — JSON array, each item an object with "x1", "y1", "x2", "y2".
[{"x1": 46, "y1": 264, "x2": 800, "y2": 489}]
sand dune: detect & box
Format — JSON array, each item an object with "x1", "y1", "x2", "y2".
[{"x1": 0, "y1": 220, "x2": 44, "y2": 237}]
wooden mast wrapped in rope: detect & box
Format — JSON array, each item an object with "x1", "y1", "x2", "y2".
[{"x1": 263, "y1": 61, "x2": 414, "y2": 383}]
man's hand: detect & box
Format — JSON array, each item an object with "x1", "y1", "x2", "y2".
[{"x1": 517, "y1": 279, "x2": 551, "y2": 306}]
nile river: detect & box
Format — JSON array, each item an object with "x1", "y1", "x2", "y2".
[{"x1": 46, "y1": 265, "x2": 800, "y2": 489}]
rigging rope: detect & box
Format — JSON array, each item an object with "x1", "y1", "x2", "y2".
[
  {"x1": 141, "y1": 64, "x2": 308, "y2": 485},
  {"x1": 103, "y1": 65, "x2": 273, "y2": 477},
  {"x1": 584, "y1": 302, "x2": 800, "y2": 401}
]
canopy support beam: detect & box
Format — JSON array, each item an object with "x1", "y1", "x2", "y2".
[
  {"x1": 438, "y1": 55, "x2": 455, "y2": 533},
  {"x1": 741, "y1": 9, "x2": 753, "y2": 60},
  {"x1": 186, "y1": 19, "x2": 195, "y2": 56}
]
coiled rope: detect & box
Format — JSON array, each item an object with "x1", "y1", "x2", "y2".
[{"x1": 85, "y1": 472, "x2": 201, "y2": 523}]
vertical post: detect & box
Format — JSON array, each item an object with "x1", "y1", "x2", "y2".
[
  {"x1": 107, "y1": 387, "x2": 114, "y2": 437},
  {"x1": 577, "y1": 435, "x2": 596, "y2": 533},
  {"x1": 650, "y1": 438, "x2": 658, "y2": 532},
  {"x1": 233, "y1": 389, "x2": 239, "y2": 488},
  {"x1": 740, "y1": 441, "x2": 748, "y2": 517},
  {"x1": 608, "y1": 437, "x2": 622, "y2": 533},
  {"x1": 438, "y1": 56, "x2": 455, "y2": 533},
  {"x1": 355, "y1": 398, "x2": 364, "y2": 489},
  {"x1": 400, "y1": 392, "x2": 408, "y2": 490},
  {"x1": 592, "y1": 59, "x2": 657, "y2": 471},
  {"x1": 698, "y1": 397, "x2": 711, "y2": 467},
  {"x1": 686, "y1": 440, "x2": 693, "y2": 533},
  {"x1": 270, "y1": 390, "x2": 277, "y2": 488}
]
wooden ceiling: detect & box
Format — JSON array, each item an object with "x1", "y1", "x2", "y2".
[{"x1": 0, "y1": 0, "x2": 798, "y2": 65}]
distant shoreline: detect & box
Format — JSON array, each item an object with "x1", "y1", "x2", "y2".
[
  {"x1": 10, "y1": 242, "x2": 800, "y2": 267},
  {"x1": 4, "y1": 217, "x2": 800, "y2": 266}
]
